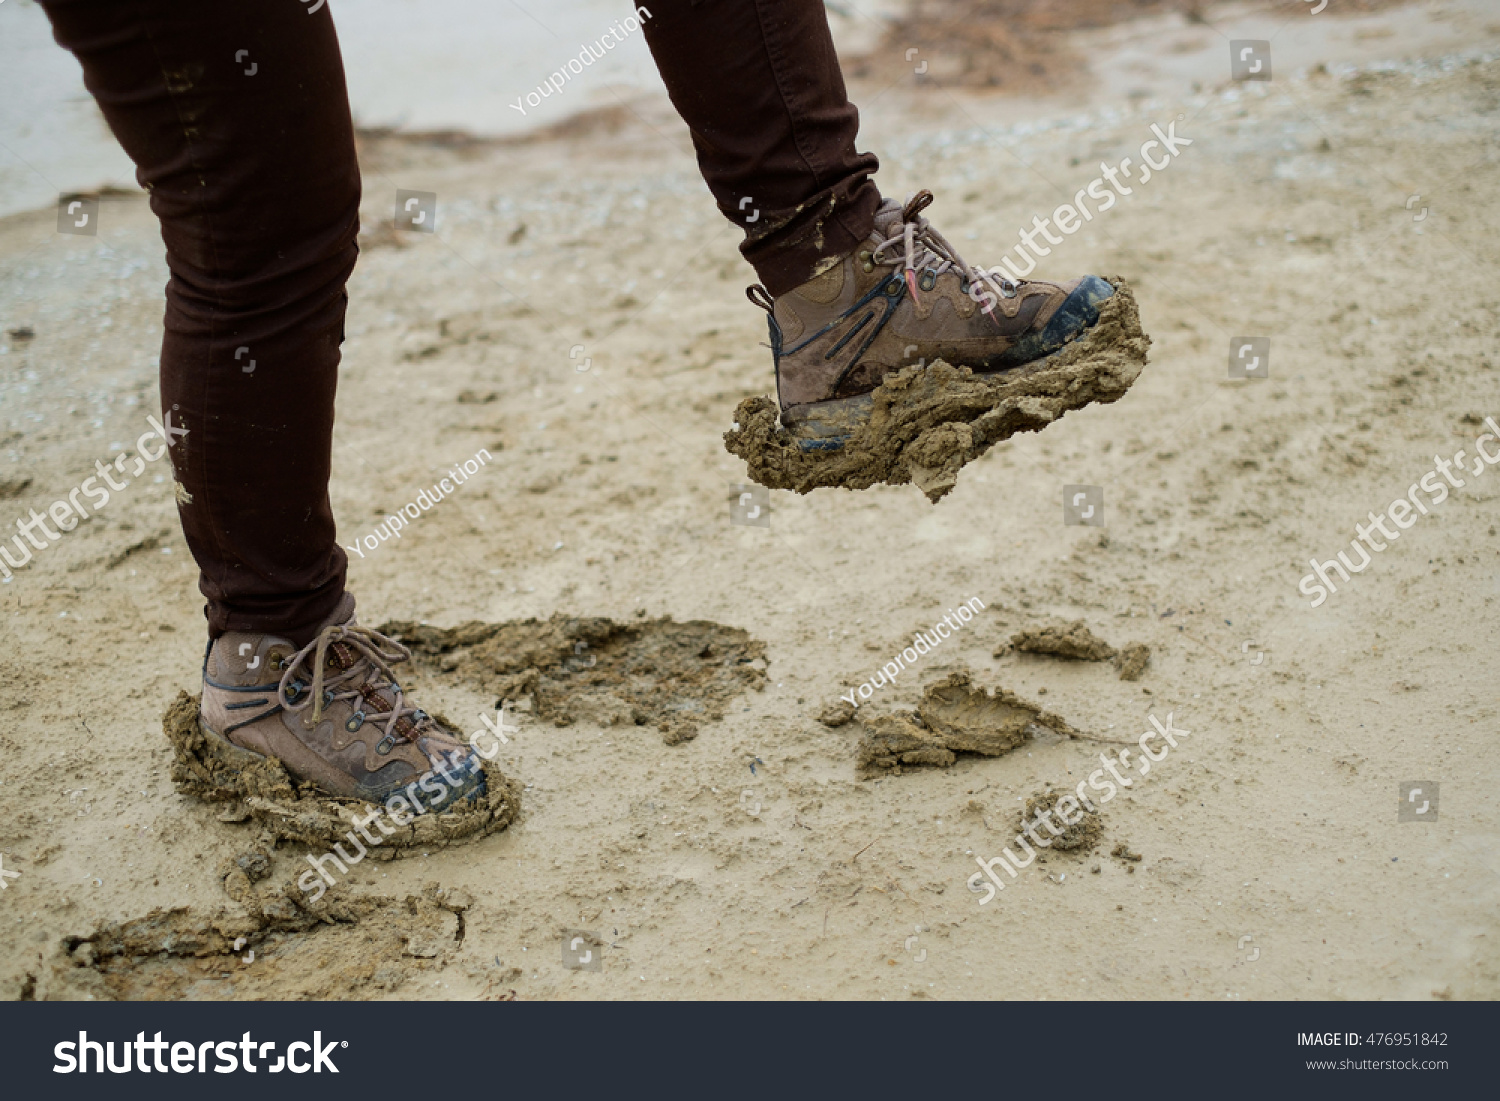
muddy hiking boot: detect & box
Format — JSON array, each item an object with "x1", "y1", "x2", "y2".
[
  {"x1": 199, "y1": 600, "x2": 486, "y2": 811},
  {"x1": 749, "y1": 190, "x2": 1116, "y2": 450}
]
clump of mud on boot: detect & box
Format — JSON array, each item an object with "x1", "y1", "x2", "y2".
[
  {"x1": 162, "y1": 692, "x2": 520, "y2": 855},
  {"x1": 382, "y1": 613, "x2": 767, "y2": 746},
  {"x1": 725, "y1": 278, "x2": 1150, "y2": 502},
  {"x1": 855, "y1": 671, "x2": 1083, "y2": 775},
  {"x1": 1022, "y1": 786, "x2": 1103, "y2": 853}
]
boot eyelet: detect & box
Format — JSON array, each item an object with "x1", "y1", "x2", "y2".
[
  {"x1": 282, "y1": 679, "x2": 304, "y2": 702},
  {"x1": 886, "y1": 280, "x2": 904, "y2": 296},
  {"x1": 858, "y1": 250, "x2": 871, "y2": 261},
  {"x1": 1001, "y1": 282, "x2": 1018, "y2": 299},
  {"x1": 375, "y1": 734, "x2": 396, "y2": 755},
  {"x1": 323, "y1": 690, "x2": 335, "y2": 707},
  {"x1": 919, "y1": 269, "x2": 936, "y2": 291},
  {"x1": 862, "y1": 261, "x2": 874, "y2": 273},
  {"x1": 346, "y1": 710, "x2": 366, "y2": 733}
]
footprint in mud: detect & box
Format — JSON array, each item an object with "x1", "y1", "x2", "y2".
[
  {"x1": 382, "y1": 613, "x2": 768, "y2": 746},
  {"x1": 42, "y1": 852, "x2": 473, "y2": 1001},
  {"x1": 724, "y1": 278, "x2": 1150, "y2": 502},
  {"x1": 853, "y1": 671, "x2": 1084, "y2": 775}
]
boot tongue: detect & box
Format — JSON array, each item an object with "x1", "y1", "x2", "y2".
[
  {"x1": 869, "y1": 197, "x2": 906, "y2": 241},
  {"x1": 323, "y1": 632, "x2": 426, "y2": 743},
  {"x1": 325, "y1": 640, "x2": 362, "y2": 673}
]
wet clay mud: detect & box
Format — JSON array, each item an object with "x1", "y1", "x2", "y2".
[
  {"x1": 1003, "y1": 619, "x2": 1152, "y2": 681},
  {"x1": 1022, "y1": 786, "x2": 1104, "y2": 853},
  {"x1": 43, "y1": 854, "x2": 475, "y2": 1001},
  {"x1": 163, "y1": 692, "x2": 520, "y2": 854},
  {"x1": 724, "y1": 279, "x2": 1150, "y2": 502},
  {"x1": 383, "y1": 614, "x2": 767, "y2": 745},
  {"x1": 855, "y1": 671, "x2": 1083, "y2": 774}
]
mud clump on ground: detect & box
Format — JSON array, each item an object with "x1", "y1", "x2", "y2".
[
  {"x1": 1023, "y1": 787, "x2": 1104, "y2": 853},
  {"x1": 856, "y1": 671, "x2": 1083, "y2": 774},
  {"x1": 45, "y1": 861, "x2": 473, "y2": 1001},
  {"x1": 818, "y1": 699, "x2": 857, "y2": 727},
  {"x1": 1010, "y1": 620, "x2": 1116, "y2": 662},
  {"x1": 1111, "y1": 842, "x2": 1143, "y2": 873},
  {"x1": 858, "y1": 0, "x2": 1197, "y2": 91},
  {"x1": 1002, "y1": 618, "x2": 1151, "y2": 681},
  {"x1": 163, "y1": 692, "x2": 520, "y2": 855},
  {"x1": 724, "y1": 279, "x2": 1150, "y2": 502},
  {"x1": 383, "y1": 613, "x2": 767, "y2": 745},
  {"x1": 1113, "y1": 642, "x2": 1151, "y2": 681}
]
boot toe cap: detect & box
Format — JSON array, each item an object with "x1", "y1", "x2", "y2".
[
  {"x1": 1041, "y1": 274, "x2": 1114, "y2": 340},
  {"x1": 360, "y1": 746, "x2": 488, "y2": 812},
  {"x1": 998, "y1": 275, "x2": 1114, "y2": 367}
]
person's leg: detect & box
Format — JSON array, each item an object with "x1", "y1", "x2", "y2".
[
  {"x1": 639, "y1": 0, "x2": 883, "y2": 297},
  {"x1": 41, "y1": 0, "x2": 358, "y2": 645},
  {"x1": 642, "y1": 1, "x2": 1116, "y2": 450},
  {"x1": 43, "y1": 0, "x2": 486, "y2": 811}
]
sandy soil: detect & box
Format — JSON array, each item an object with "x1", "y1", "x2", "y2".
[{"x1": 2, "y1": 0, "x2": 1499, "y2": 1001}]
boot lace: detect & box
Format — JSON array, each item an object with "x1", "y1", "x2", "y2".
[
  {"x1": 277, "y1": 623, "x2": 433, "y2": 745},
  {"x1": 871, "y1": 190, "x2": 1019, "y2": 320}
]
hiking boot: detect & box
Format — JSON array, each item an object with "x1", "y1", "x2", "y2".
[
  {"x1": 750, "y1": 190, "x2": 1115, "y2": 449},
  {"x1": 199, "y1": 596, "x2": 486, "y2": 811}
]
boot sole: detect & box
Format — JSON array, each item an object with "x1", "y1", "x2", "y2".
[
  {"x1": 782, "y1": 275, "x2": 1116, "y2": 451},
  {"x1": 197, "y1": 717, "x2": 487, "y2": 813}
]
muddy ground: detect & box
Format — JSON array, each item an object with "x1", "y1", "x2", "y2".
[{"x1": 1, "y1": 0, "x2": 1498, "y2": 1000}]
